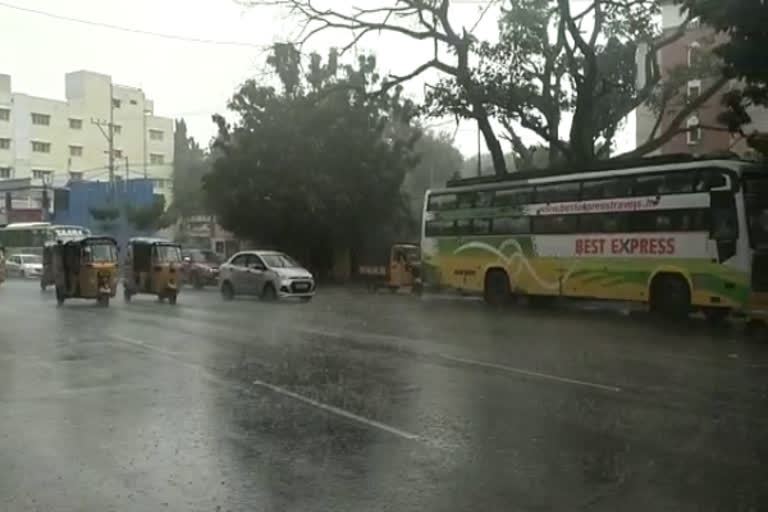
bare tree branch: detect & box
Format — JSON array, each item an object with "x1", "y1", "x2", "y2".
[{"x1": 619, "y1": 76, "x2": 729, "y2": 159}]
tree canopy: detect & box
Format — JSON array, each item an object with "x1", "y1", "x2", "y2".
[
  {"x1": 204, "y1": 45, "x2": 421, "y2": 274},
  {"x1": 170, "y1": 119, "x2": 209, "y2": 219},
  {"x1": 251, "y1": 0, "x2": 725, "y2": 173}
]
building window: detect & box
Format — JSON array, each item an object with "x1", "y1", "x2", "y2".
[
  {"x1": 69, "y1": 145, "x2": 83, "y2": 157},
  {"x1": 112, "y1": 98, "x2": 121, "y2": 108},
  {"x1": 0, "y1": 167, "x2": 11, "y2": 179},
  {"x1": 149, "y1": 129, "x2": 164, "y2": 141},
  {"x1": 31, "y1": 141, "x2": 51, "y2": 153},
  {"x1": 113, "y1": 149, "x2": 123, "y2": 159},
  {"x1": 69, "y1": 118, "x2": 83, "y2": 130},
  {"x1": 69, "y1": 171, "x2": 83, "y2": 181},
  {"x1": 687, "y1": 116, "x2": 701, "y2": 145},
  {"x1": 0, "y1": 108, "x2": 9, "y2": 121},
  {"x1": 152, "y1": 179, "x2": 166, "y2": 189},
  {"x1": 112, "y1": 124, "x2": 122, "y2": 134},
  {"x1": 31, "y1": 113, "x2": 50, "y2": 125},
  {"x1": 688, "y1": 80, "x2": 701, "y2": 100},
  {"x1": 32, "y1": 170, "x2": 53, "y2": 182},
  {"x1": 687, "y1": 42, "x2": 701, "y2": 67},
  {"x1": 150, "y1": 153, "x2": 165, "y2": 165},
  {"x1": 129, "y1": 99, "x2": 138, "y2": 105},
  {"x1": 0, "y1": 138, "x2": 9, "y2": 150}
]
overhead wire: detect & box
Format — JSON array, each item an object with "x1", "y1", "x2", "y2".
[{"x1": 0, "y1": 1, "x2": 271, "y2": 50}]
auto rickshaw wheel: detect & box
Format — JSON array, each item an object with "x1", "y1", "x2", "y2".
[
  {"x1": 169, "y1": 293, "x2": 178, "y2": 305},
  {"x1": 98, "y1": 295, "x2": 110, "y2": 308},
  {"x1": 123, "y1": 288, "x2": 132, "y2": 302},
  {"x1": 40, "y1": 281, "x2": 47, "y2": 292},
  {"x1": 193, "y1": 274, "x2": 204, "y2": 290},
  {"x1": 55, "y1": 286, "x2": 65, "y2": 307}
]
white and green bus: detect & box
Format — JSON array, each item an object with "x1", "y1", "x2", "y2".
[
  {"x1": 421, "y1": 156, "x2": 768, "y2": 319},
  {"x1": 0, "y1": 223, "x2": 91, "y2": 256}
]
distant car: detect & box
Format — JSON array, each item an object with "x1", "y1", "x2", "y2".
[
  {"x1": 6, "y1": 253, "x2": 43, "y2": 279},
  {"x1": 181, "y1": 249, "x2": 223, "y2": 289},
  {"x1": 219, "y1": 250, "x2": 315, "y2": 302}
]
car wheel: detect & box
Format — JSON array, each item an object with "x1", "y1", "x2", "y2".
[
  {"x1": 221, "y1": 281, "x2": 235, "y2": 301},
  {"x1": 193, "y1": 274, "x2": 204, "y2": 290},
  {"x1": 261, "y1": 284, "x2": 277, "y2": 302}
]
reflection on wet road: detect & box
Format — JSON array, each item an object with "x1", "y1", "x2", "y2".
[{"x1": 1, "y1": 280, "x2": 767, "y2": 511}]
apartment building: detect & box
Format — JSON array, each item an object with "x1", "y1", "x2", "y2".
[
  {"x1": 636, "y1": 0, "x2": 767, "y2": 157},
  {"x1": 0, "y1": 70, "x2": 174, "y2": 205}
]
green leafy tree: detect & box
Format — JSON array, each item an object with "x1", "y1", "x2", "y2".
[
  {"x1": 255, "y1": 0, "x2": 725, "y2": 172},
  {"x1": 171, "y1": 119, "x2": 209, "y2": 219},
  {"x1": 428, "y1": 0, "x2": 725, "y2": 168},
  {"x1": 204, "y1": 45, "x2": 420, "y2": 275},
  {"x1": 125, "y1": 195, "x2": 173, "y2": 233},
  {"x1": 402, "y1": 131, "x2": 463, "y2": 221}
]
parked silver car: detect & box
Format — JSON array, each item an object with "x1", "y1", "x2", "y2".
[
  {"x1": 6, "y1": 253, "x2": 43, "y2": 279},
  {"x1": 219, "y1": 250, "x2": 315, "y2": 301}
]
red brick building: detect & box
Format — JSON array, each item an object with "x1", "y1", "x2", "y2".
[{"x1": 636, "y1": 0, "x2": 765, "y2": 157}]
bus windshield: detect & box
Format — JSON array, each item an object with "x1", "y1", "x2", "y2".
[{"x1": 743, "y1": 172, "x2": 768, "y2": 248}]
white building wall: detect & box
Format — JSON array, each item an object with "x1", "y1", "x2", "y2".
[{"x1": 0, "y1": 71, "x2": 174, "y2": 205}]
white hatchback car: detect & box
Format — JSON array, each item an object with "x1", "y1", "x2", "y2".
[
  {"x1": 219, "y1": 250, "x2": 315, "y2": 301},
  {"x1": 6, "y1": 253, "x2": 43, "y2": 279}
]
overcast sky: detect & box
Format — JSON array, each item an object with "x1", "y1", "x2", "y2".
[{"x1": 0, "y1": 0, "x2": 634, "y2": 161}]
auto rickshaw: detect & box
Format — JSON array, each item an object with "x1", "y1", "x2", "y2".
[
  {"x1": 123, "y1": 238, "x2": 182, "y2": 304},
  {"x1": 40, "y1": 242, "x2": 55, "y2": 291},
  {"x1": 358, "y1": 243, "x2": 422, "y2": 294},
  {"x1": 52, "y1": 236, "x2": 119, "y2": 307}
]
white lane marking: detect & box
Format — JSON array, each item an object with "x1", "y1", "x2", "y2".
[
  {"x1": 297, "y1": 326, "x2": 622, "y2": 393},
  {"x1": 251, "y1": 378, "x2": 422, "y2": 442},
  {"x1": 437, "y1": 354, "x2": 622, "y2": 393},
  {"x1": 108, "y1": 333, "x2": 425, "y2": 444},
  {"x1": 111, "y1": 334, "x2": 180, "y2": 357}
]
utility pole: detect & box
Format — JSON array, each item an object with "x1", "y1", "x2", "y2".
[{"x1": 91, "y1": 83, "x2": 116, "y2": 195}]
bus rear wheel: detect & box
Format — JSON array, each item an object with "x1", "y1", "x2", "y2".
[
  {"x1": 484, "y1": 269, "x2": 511, "y2": 307},
  {"x1": 650, "y1": 274, "x2": 691, "y2": 320}
]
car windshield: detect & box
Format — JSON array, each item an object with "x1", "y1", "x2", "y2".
[
  {"x1": 22, "y1": 255, "x2": 42, "y2": 264},
  {"x1": 83, "y1": 243, "x2": 117, "y2": 263},
  {"x1": 154, "y1": 245, "x2": 182, "y2": 263},
  {"x1": 261, "y1": 253, "x2": 300, "y2": 268}
]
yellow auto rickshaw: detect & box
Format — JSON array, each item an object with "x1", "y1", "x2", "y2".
[
  {"x1": 40, "y1": 242, "x2": 55, "y2": 291},
  {"x1": 358, "y1": 243, "x2": 422, "y2": 293},
  {"x1": 123, "y1": 238, "x2": 182, "y2": 304},
  {"x1": 53, "y1": 236, "x2": 119, "y2": 307}
]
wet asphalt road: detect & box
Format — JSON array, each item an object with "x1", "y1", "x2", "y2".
[{"x1": 1, "y1": 280, "x2": 768, "y2": 511}]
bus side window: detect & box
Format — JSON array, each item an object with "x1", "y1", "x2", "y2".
[
  {"x1": 494, "y1": 187, "x2": 533, "y2": 207},
  {"x1": 456, "y1": 192, "x2": 476, "y2": 210},
  {"x1": 696, "y1": 169, "x2": 728, "y2": 191},
  {"x1": 535, "y1": 182, "x2": 580, "y2": 203},
  {"x1": 427, "y1": 194, "x2": 457, "y2": 211}
]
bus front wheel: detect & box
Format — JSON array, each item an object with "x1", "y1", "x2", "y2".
[
  {"x1": 650, "y1": 274, "x2": 691, "y2": 320},
  {"x1": 484, "y1": 269, "x2": 511, "y2": 307}
]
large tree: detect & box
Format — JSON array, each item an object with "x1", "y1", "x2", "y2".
[
  {"x1": 170, "y1": 119, "x2": 209, "y2": 219},
  {"x1": 402, "y1": 131, "x2": 464, "y2": 221},
  {"x1": 204, "y1": 45, "x2": 420, "y2": 274},
  {"x1": 248, "y1": 0, "x2": 725, "y2": 172}
]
